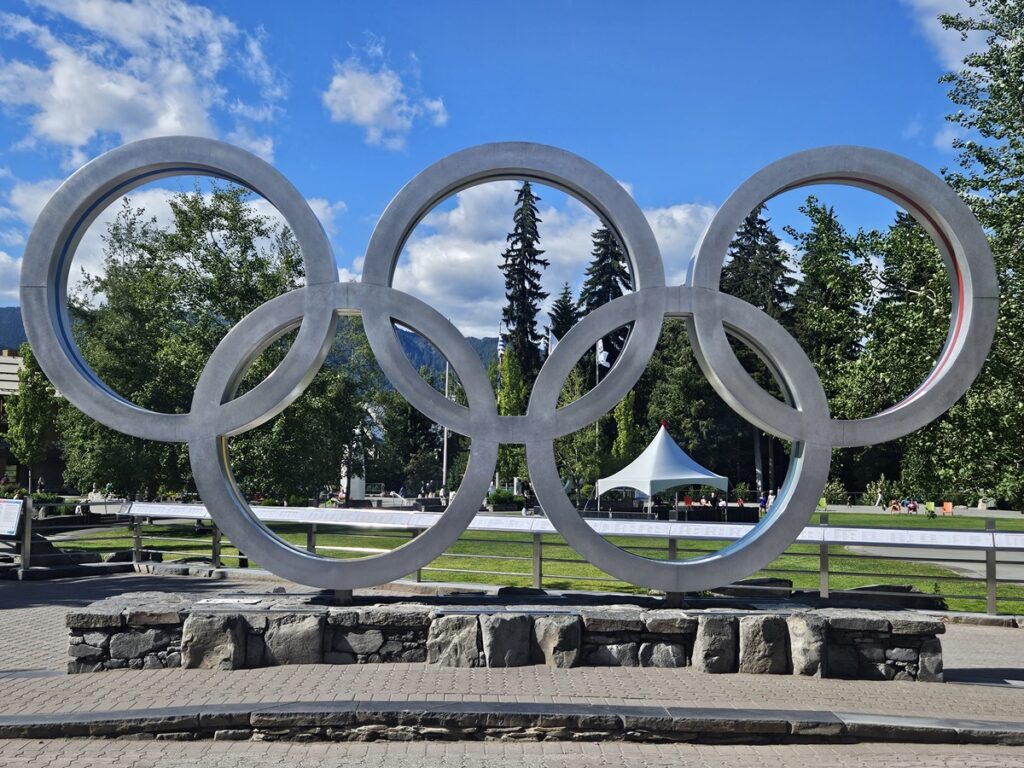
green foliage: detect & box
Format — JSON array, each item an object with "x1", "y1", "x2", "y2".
[
  {"x1": 58, "y1": 186, "x2": 367, "y2": 500},
  {"x1": 731, "y1": 481, "x2": 751, "y2": 502},
  {"x1": 921, "y1": 0, "x2": 1024, "y2": 509},
  {"x1": 579, "y1": 227, "x2": 631, "y2": 368},
  {"x1": 3, "y1": 342, "x2": 58, "y2": 472},
  {"x1": 786, "y1": 197, "x2": 872, "y2": 410},
  {"x1": 611, "y1": 390, "x2": 641, "y2": 461},
  {"x1": 721, "y1": 204, "x2": 795, "y2": 324},
  {"x1": 368, "y1": 367, "x2": 442, "y2": 494},
  {"x1": 553, "y1": 368, "x2": 600, "y2": 497},
  {"x1": 499, "y1": 181, "x2": 549, "y2": 383},
  {"x1": 487, "y1": 489, "x2": 526, "y2": 506},
  {"x1": 547, "y1": 281, "x2": 578, "y2": 341},
  {"x1": 863, "y1": 475, "x2": 894, "y2": 508},
  {"x1": 822, "y1": 478, "x2": 848, "y2": 505}
]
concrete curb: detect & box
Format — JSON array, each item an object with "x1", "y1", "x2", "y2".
[{"x1": 0, "y1": 700, "x2": 1022, "y2": 745}]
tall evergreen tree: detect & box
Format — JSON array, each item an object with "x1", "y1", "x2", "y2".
[
  {"x1": 499, "y1": 182, "x2": 549, "y2": 383},
  {"x1": 786, "y1": 197, "x2": 872, "y2": 408},
  {"x1": 721, "y1": 204, "x2": 795, "y2": 494},
  {"x1": 578, "y1": 227, "x2": 631, "y2": 369},
  {"x1": 547, "y1": 282, "x2": 579, "y2": 342},
  {"x1": 721, "y1": 205, "x2": 795, "y2": 323}
]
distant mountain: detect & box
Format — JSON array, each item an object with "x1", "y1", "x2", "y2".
[
  {"x1": 0, "y1": 307, "x2": 26, "y2": 351},
  {"x1": 397, "y1": 327, "x2": 497, "y2": 376},
  {"x1": 0, "y1": 306, "x2": 498, "y2": 375}
]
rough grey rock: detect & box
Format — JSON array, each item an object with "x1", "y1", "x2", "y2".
[
  {"x1": 264, "y1": 614, "x2": 323, "y2": 665},
  {"x1": 885, "y1": 647, "x2": 918, "y2": 662},
  {"x1": 68, "y1": 643, "x2": 104, "y2": 660},
  {"x1": 787, "y1": 614, "x2": 826, "y2": 677},
  {"x1": 889, "y1": 613, "x2": 945, "y2": 635},
  {"x1": 531, "y1": 614, "x2": 581, "y2": 668},
  {"x1": 638, "y1": 642, "x2": 687, "y2": 667},
  {"x1": 918, "y1": 637, "x2": 943, "y2": 682},
  {"x1": 142, "y1": 655, "x2": 163, "y2": 670},
  {"x1": 426, "y1": 614, "x2": 481, "y2": 667},
  {"x1": 400, "y1": 647, "x2": 427, "y2": 663},
  {"x1": 164, "y1": 652, "x2": 181, "y2": 668},
  {"x1": 584, "y1": 643, "x2": 638, "y2": 667},
  {"x1": 65, "y1": 609, "x2": 122, "y2": 630},
  {"x1": 109, "y1": 629, "x2": 170, "y2": 660},
  {"x1": 826, "y1": 644, "x2": 859, "y2": 678},
  {"x1": 244, "y1": 632, "x2": 265, "y2": 668},
  {"x1": 692, "y1": 615, "x2": 737, "y2": 673},
  {"x1": 738, "y1": 615, "x2": 788, "y2": 675},
  {"x1": 643, "y1": 610, "x2": 698, "y2": 634},
  {"x1": 181, "y1": 614, "x2": 245, "y2": 670},
  {"x1": 479, "y1": 614, "x2": 531, "y2": 667},
  {"x1": 82, "y1": 631, "x2": 110, "y2": 649},
  {"x1": 856, "y1": 645, "x2": 885, "y2": 663},
  {"x1": 359, "y1": 604, "x2": 431, "y2": 628},
  {"x1": 579, "y1": 607, "x2": 643, "y2": 634},
  {"x1": 815, "y1": 608, "x2": 890, "y2": 633},
  {"x1": 333, "y1": 629, "x2": 383, "y2": 656},
  {"x1": 326, "y1": 608, "x2": 359, "y2": 627}
]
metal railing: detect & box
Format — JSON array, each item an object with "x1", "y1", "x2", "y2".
[{"x1": 12, "y1": 502, "x2": 1024, "y2": 614}]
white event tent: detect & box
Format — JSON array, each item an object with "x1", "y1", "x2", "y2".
[{"x1": 596, "y1": 423, "x2": 728, "y2": 499}]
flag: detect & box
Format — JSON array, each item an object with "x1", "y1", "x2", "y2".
[
  {"x1": 497, "y1": 335, "x2": 505, "y2": 360},
  {"x1": 596, "y1": 338, "x2": 610, "y2": 368},
  {"x1": 547, "y1": 329, "x2": 559, "y2": 356}
]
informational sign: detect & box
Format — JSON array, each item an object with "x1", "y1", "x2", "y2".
[{"x1": 0, "y1": 499, "x2": 24, "y2": 537}]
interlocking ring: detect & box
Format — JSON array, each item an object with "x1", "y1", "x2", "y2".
[{"x1": 20, "y1": 137, "x2": 998, "y2": 591}]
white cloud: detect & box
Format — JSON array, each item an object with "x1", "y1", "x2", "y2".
[
  {"x1": 322, "y1": 46, "x2": 447, "y2": 150},
  {"x1": 8, "y1": 178, "x2": 61, "y2": 225},
  {"x1": 644, "y1": 203, "x2": 718, "y2": 285},
  {"x1": 0, "y1": 250, "x2": 19, "y2": 302},
  {"x1": 227, "y1": 127, "x2": 275, "y2": 162},
  {"x1": 0, "y1": 228, "x2": 24, "y2": 247},
  {"x1": 308, "y1": 198, "x2": 348, "y2": 236},
  {"x1": 0, "y1": 0, "x2": 285, "y2": 168},
  {"x1": 902, "y1": 0, "x2": 983, "y2": 70},
  {"x1": 386, "y1": 182, "x2": 716, "y2": 338},
  {"x1": 932, "y1": 121, "x2": 965, "y2": 151}
]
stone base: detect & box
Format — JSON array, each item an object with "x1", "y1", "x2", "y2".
[{"x1": 65, "y1": 593, "x2": 944, "y2": 681}]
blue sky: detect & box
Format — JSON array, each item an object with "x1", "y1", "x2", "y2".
[{"x1": 0, "y1": 0, "x2": 978, "y2": 336}]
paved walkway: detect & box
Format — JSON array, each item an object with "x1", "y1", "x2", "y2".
[
  {"x1": 2, "y1": 573, "x2": 1024, "y2": 765},
  {"x1": 1, "y1": 738, "x2": 1023, "y2": 767}
]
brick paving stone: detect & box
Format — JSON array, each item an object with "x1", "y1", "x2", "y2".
[
  {"x1": 1, "y1": 740, "x2": 1024, "y2": 767},
  {"x1": 2, "y1": 573, "x2": 1024, "y2": 758}
]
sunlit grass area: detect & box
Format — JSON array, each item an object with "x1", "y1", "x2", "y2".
[{"x1": 51, "y1": 510, "x2": 1024, "y2": 614}]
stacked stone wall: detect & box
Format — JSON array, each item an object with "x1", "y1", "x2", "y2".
[{"x1": 65, "y1": 593, "x2": 944, "y2": 681}]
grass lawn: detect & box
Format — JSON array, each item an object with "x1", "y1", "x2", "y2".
[
  {"x1": 811, "y1": 510, "x2": 1024, "y2": 530},
  {"x1": 51, "y1": 509, "x2": 1024, "y2": 614}
]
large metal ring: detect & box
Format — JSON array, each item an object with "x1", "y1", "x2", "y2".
[
  {"x1": 20, "y1": 139, "x2": 998, "y2": 593},
  {"x1": 19, "y1": 136, "x2": 337, "y2": 443},
  {"x1": 361, "y1": 142, "x2": 665, "y2": 442},
  {"x1": 188, "y1": 281, "x2": 498, "y2": 589},
  {"x1": 528, "y1": 287, "x2": 832, "y2": 593},
  {"x1": 689, "y1": 146, "x2": 998, "y2": 447}
]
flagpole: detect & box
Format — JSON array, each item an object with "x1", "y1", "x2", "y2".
[{"x1": 441, "y1": 359, "x2": 450, "y2": 489}]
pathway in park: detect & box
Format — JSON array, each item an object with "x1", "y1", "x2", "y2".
[{"x1": 2, "y1": 573, "x2": 1024, "y2": 766}]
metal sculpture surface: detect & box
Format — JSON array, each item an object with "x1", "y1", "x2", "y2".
[{"x1": 20, "y1": 138, "x2": 997, "y2": 591}]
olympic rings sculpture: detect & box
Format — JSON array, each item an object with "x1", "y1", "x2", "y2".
[{"x1": 20, "y1": 137, "x2": 998, "y2": 592}]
